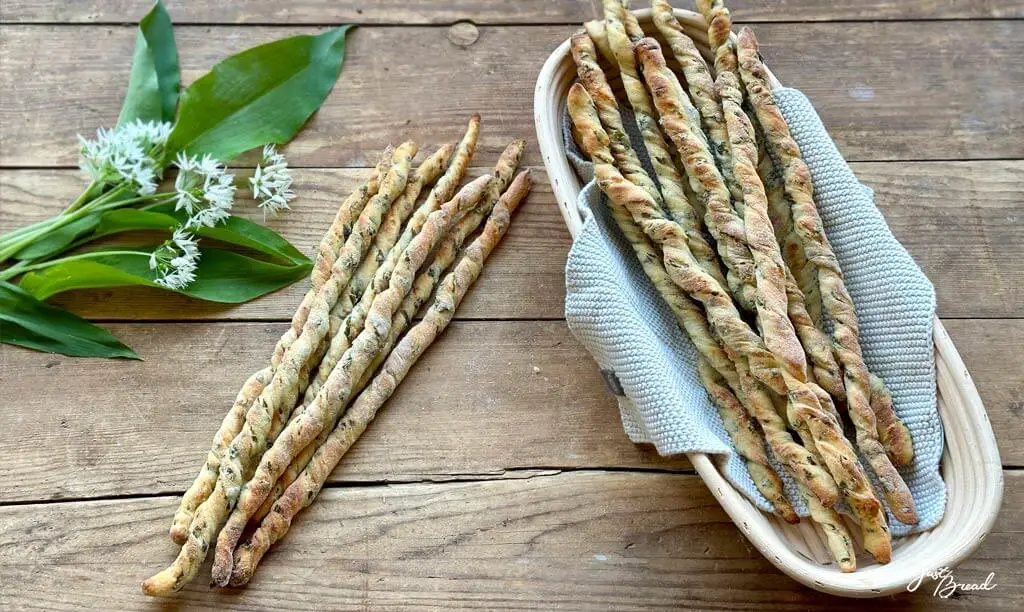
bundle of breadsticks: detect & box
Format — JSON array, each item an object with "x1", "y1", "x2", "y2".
[
  {"x1": 567, "y1": 0, "x2": 918, "y2": 572},
  {"x1": 142, "y1": 116, "x2": 531, "y2": 594}
]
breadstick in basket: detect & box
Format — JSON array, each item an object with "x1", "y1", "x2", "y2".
[
  {"x1": 568, "y1": 82, "x2": 836, "y2": 511},
  {"x1": 230, "y1": 171, "x2": 531, "y2": 586},
  {"x1": 737, "y1": 28, "x2": 916, "y2": 525},
  {"x1": 634, "y1": 38, "x2": 758, "y2": 313},
  {"x1": 600, "y1": 0, "x2": 729, "y2": 295},
  {"x1": 581, "y1": 86, "x2": 891, "y2": 560},
  {"x1": 651, "y1": 0, "x2": 742, "y2": 207}
]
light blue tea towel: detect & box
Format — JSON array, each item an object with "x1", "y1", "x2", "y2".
[{"x1": 563, "y1": 87, "x2": 945, "y2": 535}]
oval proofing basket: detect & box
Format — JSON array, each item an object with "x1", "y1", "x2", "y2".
[{"x1": 534, "y1": 7, "x2": 1004, "y2": 598}]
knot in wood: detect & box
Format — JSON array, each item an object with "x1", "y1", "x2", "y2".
[{"x1": 447, "y1": 21, "x2": 479, "y2": 48}]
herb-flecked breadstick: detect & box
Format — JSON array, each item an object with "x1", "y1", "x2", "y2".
[
  {"x1": 651, "y1": 0, "x2": 742, "y2": 208},
  {"x1": 316, "y1": 116, "x2": 481, "y2": 404},
  {"x1": 251, "y1": 140, "x2": 526, "y2": 529},
  {"x1": 210, "y1": 176, "x2": 492, "y2": 585},
  {"x1": 272, "y1": 150, "x2": 392, "y2": 368},
  {"x1": 168, "y1": 367, "x2": 272, "y2": 545},
  {"x1": 583, "y1": 20, "x2": 616, "y2": 67},
  {"x1": 593, "y1": 128, "x2": 894, "y2": 561},
  {"x1": 869, "y1": 373, "x2": 914, "y2": 466},
  {"x1": 799, "y1": 481, "x2": 856, "y2": 572},
  {"x1": 710, "y1": 56, "x2": 846, "y2": 405},
  {"x1": 696, "y1": 0, "x2": 738, "y2": 78},
  {"x1": 230, "y1": 172, "x2": 531, "y2": 586},
  {"x1": 600, "y1": 1, "x2": 727, "y2": 290},
  {"x1": 569, "y1": 83, "x2": 837, "y2": 507},
  {"x1": 635, "y1": 38, "x2": 757, "y2": 311},
  {"x1": 737, "y1": 28, "x2": 916, "y2": 527},
  {"x1": 697, "y1": 357, "x2": 798, "y2": 523},
  {"x1": 335, "y1": 144, "x2": 455, "y2": 318},
  {"x1": 141, "y1": 143, "x2": 418, "y2": 597}
]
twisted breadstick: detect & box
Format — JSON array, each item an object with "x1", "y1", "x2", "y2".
[
  {"x1": 569, "y1": 83, "x2": 836, "y2": 508},
  {"x1": 737, "y1": 28, "x2": 916, "y2": 528},
  {"x1": 272, "y1": 151, "x2": 392, "y2": 367},
  {"x1": 588, "y1": 112, "x2": 892, "y2": 561},
  {"x1": 210, "y1": 175, "x2": 492, "y2": 585},
  {"x1": 168, "y1": 367, "x2": 271, "y2": 544},
  {"x1": 303, "y1": 144, "x2": 456, "y2": 416},
  {"x1": 697, "y1": 358, "x2": 798, "y2": 523},
  {"x1": 141, "y1": 143, "x2": 418, "y2": 596},
  {"x1": 600, "y1": 1, "x2": 727, "y2": 291},
  {"x1": 869, "y1": 373, "x2": 914, "y2": 467},
  {"x1": 250, "y1": 140, "x2": 525, "y2": 529},
  {"x1": 316, "y1": 116, "x2": 481, "y2": 403},
  {"x1": 635, "y1": 38, "x2": 757, "y2": 311},
  {"x1": 651, "y1": 0, "x2": 741, "y2": 205},
  {"x1": 336, "y1": 144, "x2": 455, "y2": 317},
  {"x1": 230, "y1": 171, "x2": 531, "y2": 586},
  {"x1": 583, "y1": 20, "x2": 616, "y2": 67}
]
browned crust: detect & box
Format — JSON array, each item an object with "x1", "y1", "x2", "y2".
[{"x1": 738, "y1": 27, "x2": 916, "y2": 533}]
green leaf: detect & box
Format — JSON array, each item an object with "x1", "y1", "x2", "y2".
[
  {"x1": 118, "y1": 0, "x2": 180, "y2": 125},
  {"x1": 0, "y1": 281, "x2": 139, "y2": 359},
  {"x1": 165, "y1": 25, "x2": 352, "y2": 161},
  {"x1": 19, "y1": 248, "x2": 311, "y2": 304}
]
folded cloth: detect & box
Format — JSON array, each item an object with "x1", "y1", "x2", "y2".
[{"x1": 563, "y1": 86, "x2": 945, "y2": 535}]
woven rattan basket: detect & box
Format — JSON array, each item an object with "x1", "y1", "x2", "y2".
[{"x1": 533, "y1": 7, "x2": 1004, "y2": 598}]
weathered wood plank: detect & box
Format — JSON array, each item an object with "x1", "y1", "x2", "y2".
[
  {"x1": 0, "y1": 166, "x2": 570, "y2": 321},
  {"x1": 2, "y1": 161, "x2": 1020, "y2": 320},
  {"x1": 1, "y1": 0, "x2": 1018, "y2": 24},
  {"x1": 850, "y1": 161, "x2": 1024, "y2": 319},
  {"x1": 0, "y1": 471, "x2": 1020, "y2": 610},
  {"x1": 0, "y1": 321, "x2": 681, "y2": 503},
  {"x1": 1, "y1": 23, "x2": 1022, "y2": 167},
  {"x1": 0, "y1": 319, "x2": 1019, "y2": 502}
]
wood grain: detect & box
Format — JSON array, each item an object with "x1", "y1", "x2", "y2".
[
  {"x1": 0, "y1": 470, "x2": 1020, "y2": 610},
  {"x1": 0, "y1": 319, "x2": 1020, "y2": 503},
  {"x1": 0, "y1": 321, "x2": 682, "y2": 503},
  {"x1": 1, "y1": 0, "x2": 1018, "y2": 24},
  {"x1": 2, "y1": 161, "x2": 1020, "y2": 320},
  {"x1": 2, "y1": 23, "x2": 1023, "y2": 167}
]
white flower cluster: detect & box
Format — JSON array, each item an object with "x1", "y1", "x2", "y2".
[
  {"x1": 149, "y1": 227, "x2": 200, "y2": 290},
  {"x1": 250, "y1": 145, "x2": 296, "y2": 217},
  {"x1": 78, "y1": 120, "x2": 172, "y2": 195},
  {"x1": 173, "y1": 153, "x2": 236, "y2": 229}
]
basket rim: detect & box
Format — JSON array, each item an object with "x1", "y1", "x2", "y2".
[{"x1": 533, "y1": 6, "x2": 1004, "y2": 598}]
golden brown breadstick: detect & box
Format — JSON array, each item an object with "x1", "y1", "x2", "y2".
[
  {"x1": 142, "y1": 144, "x2": 418, "y2": 597},
  {"x1": 697, "y1": 358, "x2": 798, "y2": 523},
  {"x1": 168, "y1": 367, "x2": 271, "y2": 545},
  {"x1": 210, "y1": 175, "x2": 492, "y2": 585},
  {"x1": 737, "y1": 28, "x2": 915, "y2": 528},
  {"x1": 583, "y1": 20, "x2": 616, "y2": 67},
  {"x1": 569, "y1": 82, "x2": 838, "y2": 509},
  {"x1": 230, "y1": 172, "x2": 531, "y2": 586},
  {"x1": 319, "y1": 116, "x2": 481, "y2": 398},
  {"x1": 600, "y1": 1, "x2": 727, "y2": 290},
  {"x1": 272, "y1": 151, "x2": 392, "y2": 368},
  {"x1": 634, "y1": 38, "x2": 757, "y2": 311},
  {"x1": 869, "y1": 373, "x2": 914, "y2": 467},
  {"x1": 252, "y1": 140, "x2": 526, "y2": 528},
  {"x1": 651, "y1": 0, "x2": 741, "y2": 206}
]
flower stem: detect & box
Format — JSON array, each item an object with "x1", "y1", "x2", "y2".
[
  {"x1": 0, "y1": 259, "x2": 31, "y2": 282},
  {"x1": 62, "y1": 181, "x2": 102, "y2": 216},
  {"x1": 11, "y1": 249, "x2": 148, "y2": 276}
]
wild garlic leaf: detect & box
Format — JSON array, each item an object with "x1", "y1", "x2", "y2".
[
  {"x1": 118, "y1": 0, "x2": 180, "y2": 126},
  {"x1": 165, "y1": 25, "x2": 352, "y2": 161},
  {"x1": 19, "y1": 248, "x2": 311, "y2": 304},
  {"x1": 0, "y1": 281, "x2": 139, "y2": 359},
  {"x1": 13, "y1": 213, "x2": 105, "y2": 261}
]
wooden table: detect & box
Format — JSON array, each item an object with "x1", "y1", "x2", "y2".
[{"x1": 1, "y1": 1, "x2": 1021, "y2": 609}]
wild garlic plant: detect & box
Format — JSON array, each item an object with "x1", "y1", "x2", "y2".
[{"x1": 0, "y1": 121, "x2": 298, "y2": 290}]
